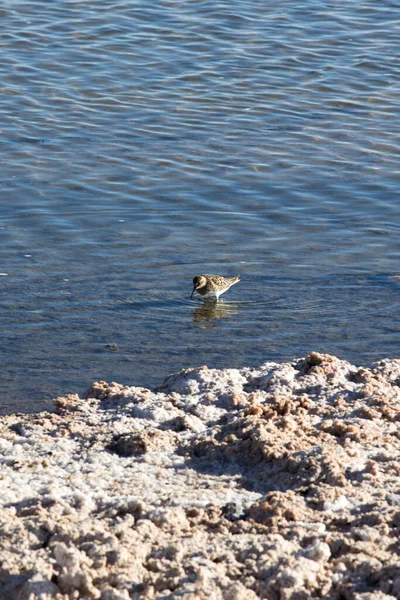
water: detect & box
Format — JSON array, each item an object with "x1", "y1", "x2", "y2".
[{"x1": 1, "y1": 0, "x2": 400, "y2": 413}]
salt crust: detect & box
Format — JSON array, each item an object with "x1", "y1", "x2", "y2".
[{"x1": 0, "y1": 352, "x2": 399, "y2": 599}]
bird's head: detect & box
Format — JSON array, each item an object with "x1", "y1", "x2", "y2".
[{"x1": 190, "y1": 275, "x2": 207, "y2": 299}]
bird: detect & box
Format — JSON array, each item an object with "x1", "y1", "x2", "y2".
[{"x1": 190, "y1": 274, "x2": 240, "y2": 302}]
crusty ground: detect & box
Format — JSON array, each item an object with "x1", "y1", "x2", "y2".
[{"x1": 0, "y1": 352, "x2": 399, "y2": 599}]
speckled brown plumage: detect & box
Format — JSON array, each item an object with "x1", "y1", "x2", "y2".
[{"x1": 191, "y1": 274, "x2": 240, "y2": 301}]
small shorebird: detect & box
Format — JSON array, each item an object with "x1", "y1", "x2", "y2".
[{"x1": 190, "y1": 274, "x2": 240, "y2": 301}]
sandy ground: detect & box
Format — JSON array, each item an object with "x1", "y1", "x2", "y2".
[{"x1": 0, "y1": 352, "x2": 399, "y2": 600}]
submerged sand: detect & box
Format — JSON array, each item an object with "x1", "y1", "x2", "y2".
[{"x1": 0, "y1": 352, "x2": 399, "y2": 600}]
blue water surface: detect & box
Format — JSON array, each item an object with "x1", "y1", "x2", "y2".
[{"x1": 1, "y1": 0, "x2": 400, "y2": 412}]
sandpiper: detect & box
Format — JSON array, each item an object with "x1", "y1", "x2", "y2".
[{"x1": 190, "y1": 274, "x2": 240, "y2": 301}]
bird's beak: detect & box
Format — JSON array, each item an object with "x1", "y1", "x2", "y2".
[{"x1": 190, "y1": 286, "x2": 196, "y2": 299}]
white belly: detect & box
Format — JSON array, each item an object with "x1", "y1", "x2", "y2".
[{"x1": 203, "y1": 289, "x2": 224, "y2": 301}]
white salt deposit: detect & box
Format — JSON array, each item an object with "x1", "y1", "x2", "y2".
[{"x1": 0, "y1": 351, "x2": 399, "y2": 599}]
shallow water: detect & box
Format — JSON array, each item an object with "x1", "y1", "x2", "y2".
[{"x1": 1, "y1": 0, "x2": 400, "y2": 413}]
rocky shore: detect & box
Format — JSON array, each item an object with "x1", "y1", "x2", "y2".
[{"x1": 0, "y1": 352, "x2": 399, "y2": 600}]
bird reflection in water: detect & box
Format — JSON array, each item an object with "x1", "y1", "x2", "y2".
[{"x1": 192, "y1": 301, "x2": 239, "y2": 327}]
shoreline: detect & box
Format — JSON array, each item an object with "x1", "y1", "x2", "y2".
[{"x1": 1, "y1": 352, "x2": 399, "y2": 599}]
